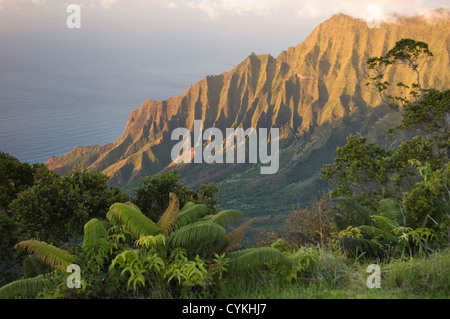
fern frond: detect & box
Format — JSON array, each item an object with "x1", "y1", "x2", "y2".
[
  {"x1": 338, "y1": 236, "x2": 381, "y2": 256},
  {"x1": 393, "y1": 226, "x2": 438, "y2": 246},
  {"x1": 173, "y1": 203, "x2": 208, "y2": 231},
  {"x1": 106, "y1": 210, "x2": 121, "y2": 227},
  {"x1": 82, "y1": 218, "x2": 110, "y2": 265},
  {"x1": 14, "y1": 240, "x2": 77, "y2": 272},
  {"x1": 107, "y1": 203, "x2": 162, "y2": 239},
  {"x1": 135, "y1": 234, "x2": 166, "y2": 249},
  {"x1": 371, "y1": 215, "x2": 397, "y2": 233},
  {"x1": 22, "y1": 256, "x2": 50, "y2": 279},
  {"x1": 168, "y1": 221, "x2": 227, "y2": 256},
  {"x1": 0, "y1": 274, "x2": 59, "y2": 299},
  {"x1": 222, "y1": 218, "x2": 257, "y2": 254},
  {"x1": 227, "y1": 247, "x2": 292, "y2": 272},
  {"x1": 208, "y1": 210, "x2": 243, "y2": 228},
  {"x1": 379, "y1": 198, "x2": 403, "y2": 223},
  {"x1": 358, "y1": 225, "x2": 400, "y2": 244},
  {"x1": 124, "y1": 201, "x2": 142, "y2": 211},
  {"x1": 179, "y1": 202, "x2": 196, "y2": 213},
  {"x1": 337, "y1": 197, "x2": 373, "y2": 225},
  {"x1": 157, "y1": 192, "x2": 179, "y2": 235}
]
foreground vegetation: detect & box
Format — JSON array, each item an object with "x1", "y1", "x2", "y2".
[
  {"x1": 0, "y1": 39, "x2": 449, "y2": 299},
  {"x1": 217, "y1": 248, "x2": 450, "y2": 299},
  {"x1": 1, "y1": 184, "x2": 448, "y2": 299}
]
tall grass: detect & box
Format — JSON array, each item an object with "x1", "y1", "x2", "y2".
[
  {"x1": 382, "y1": 249, "x2": 450, "y2": 298},
  {"x1": 215, "y1": 248, "x2": 450, "y2": 299}
]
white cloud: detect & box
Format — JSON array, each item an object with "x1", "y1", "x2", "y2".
[
  {"x1": 0, "y1": 0, "x2": 447, "y2": 18},
  {"x1": 187, "y1": 0, "x2": 276, "y2": 20},
  {"x1": 0, "y1": 0, "x2": 39, "y2": 9},
  {"x1": 0, "y1": 0, "x2": 47, "y2": 6},
  {"x1": 168, "y1": 2, "x2": 178, "y2": 9},
  {"x1": 185, "y1": 0, "x2": 450, "y2": 20},
  {"x1": 100, "y1": 0, "x2": 121, "y2": 10},
  {"x1": 0, "y1": 0, "x2": 122, "y2": 10}
]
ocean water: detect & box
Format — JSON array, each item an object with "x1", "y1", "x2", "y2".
[
  {"x1": 0, "y1": 53, "x2": 236, "y2": 164},
  {"x1": 0, "y1": 7, "x2": 315, "y2": 165}
]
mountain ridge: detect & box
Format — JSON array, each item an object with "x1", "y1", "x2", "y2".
[{"x1": 46, "y1": 10, "x2": 450, "y2": 216}]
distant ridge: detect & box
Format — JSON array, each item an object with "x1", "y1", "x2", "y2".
[{"x1": 46, "y1": 10, "x2": 450, "y2": 216}]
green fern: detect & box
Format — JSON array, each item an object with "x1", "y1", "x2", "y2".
[
  {"x1": 106, "y1": 210, "x2": 121, "y2": 227},
  {"x1": 372, "y1": 215, "x2": 397, "y2": 232},
  {"x1": 173, "y1": 203, "x2": 208, "y2": 231},
  {"x1": 0, "y1": 274, "x2": 59, "y2": 299},
  {"x1": 206, "y1": 210, "x2": 243, "y2": 228},
  {"x1": 179, "y1": 202, "x2": 196, "y2": 214},
  {"x1": 157, "y1": 192, "x2": 179, "y2": 235},
  {"x1": 358, "y1": 225, "x2": 400, "y2": 244},
  {"x1": 135, "y1": 234, "x2": 166, "y2": 249},
  {"x1": 284, "y1": 247, "x2": 320, "y2": 282},
  {"x1": 15, "y1": 240, "x2": 77, "y2": 272},
  {"x1": 165, "y1": 255, "x2": 208, "y2": 287},
  {"x1": 109, "y1": 250, "x2": 147, "y2": 291},
  {"x1": 337, "y1": 197, "x2": 373, "y2": 227},
  {"x1": 124, "y1": 201, "x2": 142, "y2": 211},
  {"x1": 82, "y1": 218, "x2": 110, "y2": 265},
  {"x1": 168, "y1": 221, "x2": 227, "y2": 256},
  {"x1": 222, "y1": 218, "x2": 257, "y2": 254},
  {"x1": 200, "y1": 215, "x2": 214, "y2": 221},
  {"x1": 107, "y1": 203, "x2": 162, "y2": 239},
  {"x1": 337, "y1": 236, "x2": 382, "y2": 257},
  {"x1": 379, "y1": 198, "x2": 403, "y2": 223},
  {"x1": 22, "y1": 255, "x2": 51, "y2": 279},
  {"x1": 393, "y1": 226, "x2": 437, "y2": 246},
  {"x1": 227, "y1": 247, "x2": 292, "y2": 272}
]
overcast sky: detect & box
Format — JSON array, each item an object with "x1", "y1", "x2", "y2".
[
  {"x1": 1, "y1": 0, "x2": 448, "y2": 17},
  {"x1": 1, "y1": 0, "x2": 449, "y2": 102},
  {"x1": 1, "y1": 1, "x2": 448, "y2": 58},
  {"x1": 1, "y1": 1, "x2": 448, "y2": 82},
  {"x1": 1, "y1": 1, "x2": 449, "y2": 36}
]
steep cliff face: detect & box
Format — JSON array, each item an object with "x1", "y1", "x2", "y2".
[{"x1": 46, "y1": 11, "x2": 450, "y2": 211}]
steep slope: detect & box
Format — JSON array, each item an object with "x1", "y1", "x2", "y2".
[{"x1": 46, "y1": 11, "x2": 450, "y2": 218}]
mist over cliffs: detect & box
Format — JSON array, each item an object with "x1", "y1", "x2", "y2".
[{"x1": 46, "y1": 11, "x2": 450, "y2": 218}]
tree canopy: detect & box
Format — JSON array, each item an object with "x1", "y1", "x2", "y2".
[{"x1": 322, "y1": 39, "x2": 449, "y2": 234}]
